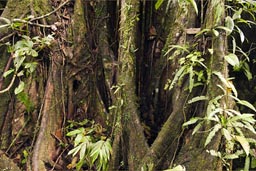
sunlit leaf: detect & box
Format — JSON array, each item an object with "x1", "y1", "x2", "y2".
[
  {"x1": 31, "y1": 49, "x2": 38, "y2": 57},
  {"x1": 155, "y1": 0, "x2": 164, "y2": 10},
  {"x1": 244, "y1": 155, "x2": 250, "y2": 171},
  {"x1": 14, "y1": 81, "x2": 25, "y2": 94},
  {"x1": 205, "y1": 124, "x2": 221, "y2": 147},
  {"x1": 232, "y1": 8, "x2": 242, "y2": 20},
  {"x1": 238, "y1": 100, "x2": 256, "y2": 112},
  {"x1": 235, "y1": 136, "x2": 250, "y2": 156},
  {"x1": 192, "y1": 122, "x2": 202, "y2": 135},
  {"x1": 66, "y1": 128, "x2": 84, "y2": 137},
  {"x1": 68, "y1": 144, "x2": 82, "y2": 157},
  {"x1": 242, "y1": 62, "x2": 252, "y2": 80},
  {"x1": 188, "y1": 0, "x2": 198, "y2": 15},
  {"x1": 167, "y1": 66, "x2": 186, "y2": 90},
  {"x1": 225, "y1": 16, "x2": 234, "y2": 35},
  {"x1": 14, "y1": 56, "x2": 26, "y2": 70},
  {"x1": 235, "y1": 25, "x2": 245, "y2": 43},
  {"x1": 183, "y1": 117, "x2": 201, "y2": 127},
  {"x1": 3, "y1": 69, "x2": 14, "y2": 78},
  {"x1": 79, "y1": 143, "x2": 87, "y2": 161},
  {"x1": 212, "y1": 29, "x2": 219, "y2": 37},
  {"x1": 188, "y1": 96, "x2": 208, "y2": 104},
  {"x1": 223, "y1": 154, "x2": 239, "y2": 159},
  {"x1": 222, "y1": 128, "x2": 232, "y2": 141},
  {"x1": 224, "y1": 53, "x2": 240, "y2": 67},
  {"x1": 207, "y1": 149, "x2": 221, "y2": 157},
  {"x1": 189, "y1": 66, "x2": 194, "y2": 92},
  {"x1": 74, "y1": 134, "x2": 84, "y2": 146},
  {"x1": 164, "y1": 165, "x2": 186, "y2": 171}
]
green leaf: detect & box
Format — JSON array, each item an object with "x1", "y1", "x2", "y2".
[
  {"x1": 251, "y1": 158, "x2": 256, "y2": 168},
  {"x1": 66, "y1": 128, "x2": 84, "y2": 137},
  {"x1": 216, "y1": 26, "x2": 232, "y2": 34},
  {"x1": 14, "y1": 56, "x2": 26, "y2": 70},
  {"x1": 74, "y1": 134, "x2": 84, "y2": 146},
  {"x1": 183, "y1": 117, "x2": 201, "y2": 127},
  {"x1": 242, "y1": 62, "x2": 252, "y2": 80},
  {"x1": 155, "y1": 0, "x2": 164, "y2": 10},
  {"x1": 232, "y1": 8, "x2": 242, "y2": 20},
  {"x1": 212, "y1": 29, "x2": 219, "y2": 37},
  {"x1": 167, "y1": 66, "x2": 186, "y2": 90},
  {"x1": 14, "y1": 81, "x2": 25, "y2": 94},
  {"x1": 225, "y1": 16, "x2": 234, "y2": 34},
  {"x1": 188, "y1": 0, "x2": 198, "y2": 15},
  {"x1": 222, "y1": 128, "x2": 232, "y2": 141},
  {"x1": 31, "y1": 49, "x2": 38, "y2": 57},
  {"x1": 235, "y1": 26, "x2": 245, "y2": 43},
  {"x1": 223, "y1": 154, "x2": 239, "y2": 160},
  {"x1": 17, "y1": 70, "x2": 24, "y2": 77},
  {"x1": 192, "y1": 122, "x2": 202, "y2": 135},
  {"x1": 188, "y1": 96, "x2": 208, "y2": 104},
  {"x1": 207, "y1": 149, "x2": 221, "y2": 157},
  {"x1": 189, "y1": 66, "x2": 194, "y2": 92},
  {"x1": 224, "y1": 53, "x2": 240, "y2": 67},
  {"x1": 68, "y1": 144, "x2": 82, "y2": 156},
  {"x1": 205, "y1": 124, "x2": 221, "y2": 147},
  {"x1": 3, "y1": 69, "x2": 14, "y2": 78},
  {"x1": 235, "y1": 135, "x2": 250, "y2": 156},
  {"x1": 244, "y1": 155, "x2": 250, "y2": 171},
  {"x1": 24, "y1": 62, "x2": 38, "y2": 73},
  {"x1": 207, "y1": 108, "x2": 222, "y2": 119},
  {"x1": 231, "y1": 36, "x2": 236, "y2": 54},
  {"x1": 17, "y1": 92, "x2": 34, "y2": 112},
  {"x1": 164, "y1": 165, "x2": 186, "y2": 171},
  {"x1": 79, "y1": 143, "x2": 87, "y2": 161},
  {"x1": 214, "y1": 72, "x2": 238, "y2": 97},
  {"x1": 238, "y1": 100, "x2": 256, "y2": 112}
]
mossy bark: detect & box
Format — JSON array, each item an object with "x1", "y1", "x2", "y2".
[
  {"x1": 175, "y1": 0, "x2": 227, "y2": 170},
  {"x1": 110, "y1": 0, "x2": 149, "y2": 170}
]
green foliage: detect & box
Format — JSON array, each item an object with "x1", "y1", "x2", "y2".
[
  {"x1": 66, "y1": 119, "x2": 112, "y2": 171},
  {"x1": 3, "y1": 34, "x2": 54, "y2": 94},
  {"x1": 17, "y1": 92, "x2": 34, "y2": 112},
  {"x1": 155, "y1": 0, "x2": 164, "y2": 10},
  {"x1": 165, "y1": 45, "x2": 206, "y2": 93},
  {"x1": 183, "y1": 73, "x2": 256, "y2": 170},
  {"x1": 164, "y1": 165, "x2": 186, "y2": 171}
]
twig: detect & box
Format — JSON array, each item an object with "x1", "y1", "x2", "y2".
[
  {"x1": 0, "y1": 32, "x2": 16, "y2": 43},
  {"x1": 30, "y1": 0, "x2": 71, "y2": 22},
  {"x1": 0, "y1": 56, "x2": 13, "y2": 90},
  {"x1": 0, "y1": 73, "x2": 16, "y2": 94}
]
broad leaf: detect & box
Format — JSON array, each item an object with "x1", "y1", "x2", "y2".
[
  {"x1": 14, "y1": 81, "x2": 25, "y2": 94},
  {"x1": 205, "y1": 124, "x2": 221, "y2": 147},
  {"x1": 192, "y1": 122, "x2": 202, "y2": 135},
  {"x1": 167, "y1": 66, "x2": 186, "y2": 90},
  {"x1": 224, "y1": 53, "x2": 240, "y2": 67},
  {"x1": 164, "y1": 165, "x2": 186, "y2": 171},
  {"x1": 222, "y1": 128, "x2": 232, "y2": 141},
  {"x1": 3, "y1": 69, "x2": 14, "y2": 78},
  {"x1": 66, "y1": 128, "x2": 84, "y2": 137},
  {"x1": 238, "y1": 100, "x2": 256, "y2": 112},
  {"x1": 235, "y1": 136, "x2": 250, "y2": 156},
  {"x1": 223, "y1": 154, "x2": 239, "y2": 160},
  {"x1": 183, "y1": 117, "x2": 200, "y2": 127},
  {"x1": 225, "y1": 16, "x2": 234, "y2": 34},
  {"x1": 188, "y1": 0, "x2": 198, "y2": 15}
]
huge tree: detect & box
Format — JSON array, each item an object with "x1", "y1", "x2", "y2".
[{"x1": 0, "y1": 0, "x2": 256, "y2": 171}]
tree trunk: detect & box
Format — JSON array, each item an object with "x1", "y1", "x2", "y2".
[{"x1": 0, "y1": 0, "x2": 255, "y2": 170}]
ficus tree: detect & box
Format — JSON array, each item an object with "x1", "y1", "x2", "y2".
[{"x1": 0, "y1": 0, "x2": 256, "y2": 171}]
